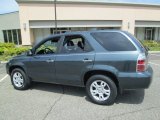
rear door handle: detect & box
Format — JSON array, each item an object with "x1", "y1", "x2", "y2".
[
  {"x1": 46, "y1": 59, "x2": 54, "y2": 63},
  {"x1": 82, "y1": 59, "x2": 93, "y2": 63}
]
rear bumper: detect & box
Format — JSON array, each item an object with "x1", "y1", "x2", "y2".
[{"x1": 118, "y1": 65, "x2": 153, "y2": 90}]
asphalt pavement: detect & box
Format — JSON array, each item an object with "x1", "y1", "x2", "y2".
[{"x1": 0, "y1": 53, "x2": 160, "y2": 120}]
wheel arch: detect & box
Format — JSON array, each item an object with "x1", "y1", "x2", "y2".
[
  {"x1": 9, "y1": 65, "x2": 26, "y2": 75},
  {"x1": 83, "y1": 70, "x2": 120, "y2": 90}
]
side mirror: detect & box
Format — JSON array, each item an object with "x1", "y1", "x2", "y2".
[{"x1": 27, "y1": 49, "x2": 33, "y2": 56}]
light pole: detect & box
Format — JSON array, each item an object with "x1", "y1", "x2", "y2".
[{"x1": 54, "y1": 0, "x2": 57, "y2": 34}]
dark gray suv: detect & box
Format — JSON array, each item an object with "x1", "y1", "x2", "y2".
[{"x1": 6, "y1": 30, "x2": 153, "y2": 105}]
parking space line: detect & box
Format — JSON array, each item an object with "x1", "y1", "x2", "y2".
[
  {"x1": 149, "y1": 62, "x2": 160, "y2": 67},
  {"x1": 0, "y1": 75, "x2": 8, "y2": 83}
]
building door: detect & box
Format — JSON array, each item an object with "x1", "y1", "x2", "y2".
[{"x1": 145, "y1": 28, "x2": 154, "y2": 40}]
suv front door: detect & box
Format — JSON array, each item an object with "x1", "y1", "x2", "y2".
[
  {"x1": 55, "y1": 34, "x2": 95, "y2": 86},
  {"x1": 26, "y1": 36, "x2": 61, "y2": 83}
]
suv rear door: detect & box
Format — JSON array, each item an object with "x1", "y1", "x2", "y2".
[
  {"x1": 91, "y1": 31, "x2": 139, "y2": 72},
  {"x1": 55, "y1": 34, "x2": 95, "y2": 86}
]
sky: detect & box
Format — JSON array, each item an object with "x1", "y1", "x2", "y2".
[
  {"x1": 0, "y1": 0, "x2": 19, "y2": 14},
  {"x1": 0, "y1": 0, "x2": 160, "y2": 14}
]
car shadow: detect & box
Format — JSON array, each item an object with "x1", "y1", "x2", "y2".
[
  {"x1": 115, "y1": 90, "x2": 145, "y2": 104},
  {"x1": 30, "y1": 82, "x2": 86, "y2": 97},
  {"x1": 30, "y1": 82, "x2": 145, "y2": 105}
]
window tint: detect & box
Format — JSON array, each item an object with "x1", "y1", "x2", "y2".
[
  {"x1": 91, "y1": 32, "x2": 136, "y2": 51},
  {"x1": 125, "y1": 32, "x2": 145, "y2": 51},
  {"x1": 61, "y1": 35, "x2": 92, "y2": 53}
]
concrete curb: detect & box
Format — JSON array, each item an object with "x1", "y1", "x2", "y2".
[{"x1": 0, "y1": 61, "x2": 8, "y2": 64}]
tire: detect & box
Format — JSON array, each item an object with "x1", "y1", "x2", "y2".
[
  {"x1": 86, "y1": 75, "x2": 117, "y2": 105},
  {"x1": 11, "y1": 68, "x2": 31, "y2": 90}
]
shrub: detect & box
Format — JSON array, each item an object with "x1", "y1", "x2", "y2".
[
  {"x1": 0, "y1": 43, "x2": 15, "y2": 55},
  {"x1": 0, "y1": 42, "x2": 15, "y2": 48},
  {"x1": 0, "y1": 42, "x2": 31, "y2": 61},
  {"x1": 141, "y1": 40, "x2": 160, "y2": 46},
  {"x1": 141, "y1": 40, "x2": 160, "y2": 51},
  {"x1": 0, "y1": 47, "x2": 4, "y2": 55},
  {"x1": 15, "y1": 46, "x2": 30, "y2": 55}
]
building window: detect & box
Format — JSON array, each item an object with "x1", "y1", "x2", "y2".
[
  {"x1": 2, "y1": 29, "x2": 22, "y2": 45},
  {"x1": 145, "y1": 28, "x2": 155, "y2": 40},
  {"x1": 18, "y1": 29, "x2": 22, "y2": 44},
  {"x1": 3, "y1": 30, "x2": 8, "y2": 43},
  {"x1": 12, "y1": 30, "x2": 18, "y2": 44},
  {"x1": 8, "y1": 30, "x2": 12, "y2": 43},
  {"x1": 50, "y1": 28, "x2": 71, "y2": 34}
]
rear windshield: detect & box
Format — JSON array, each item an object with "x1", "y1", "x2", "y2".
[{"x1": 91, "y1": 32, "x2": 136, "y2": 51}]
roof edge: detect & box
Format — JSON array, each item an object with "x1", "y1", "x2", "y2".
[
  {"x1": 0, "y1": 11, "x2": 19, "y2": 15},
  {"x1": 16, "y1": 0, "x2": 160, "y2": 7}
]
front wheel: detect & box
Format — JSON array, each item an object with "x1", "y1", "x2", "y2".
[
  {"x1": 11, "y1": 68, "x2": 31, "y2": 90},
  {"x1": 86, "y1": 75, "x2": 117, "y2": 105}
]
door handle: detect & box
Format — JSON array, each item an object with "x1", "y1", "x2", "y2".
[
  {"x1": 46, "y1": 59, "x2": 54, "y2": 63},
  {"x1": 82, "y1": 59, "x2": 93, "y2": 63}
]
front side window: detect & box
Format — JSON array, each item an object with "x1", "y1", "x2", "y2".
[
  {"x1": 35, "y1": 37, "x2": 60, "y2": 55},
  {"x1": 91, "y1": 32, "x2": 136, "y2": 51},
  {"x1": 61, "y1": 35, "x2": 92, "y2": 53}
]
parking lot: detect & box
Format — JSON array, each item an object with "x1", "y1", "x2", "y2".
[{"x1": 0, "y1": 53, "x2": 160, "y2": 120}]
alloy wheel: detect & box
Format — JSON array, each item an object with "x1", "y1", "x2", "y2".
[
  {"x1": 12, "y1": 72, "x2": 24, "y2": 88},
  {"x1": 90, "y1": 80, "x2": 111, "y2": 101}
]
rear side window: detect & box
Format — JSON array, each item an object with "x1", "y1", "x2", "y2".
[
  {"x1": 60, "y1": 35, "x2": 93, "y2": 53},
  {"x1": 91, "y1": 32, "x2": 136, "y2": 51},
  {"x1": 124, "y1": 32, "x2": 146, "y2": 52}
]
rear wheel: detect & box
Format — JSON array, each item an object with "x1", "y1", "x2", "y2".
[
  {"x1": 11, "y1": 68, "x2": 31, "y2": 90},
  {"x1": 86, "y1": 75, "x2": 117, "y2": 105}
]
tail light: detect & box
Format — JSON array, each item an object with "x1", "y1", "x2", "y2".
[{"x1": 136, "y1": 53, "x2": 148, "y2": 72}]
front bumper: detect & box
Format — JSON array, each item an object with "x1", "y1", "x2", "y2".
[{"x1": 118, "y1": 65, "x2": 153, "y2": 90}]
